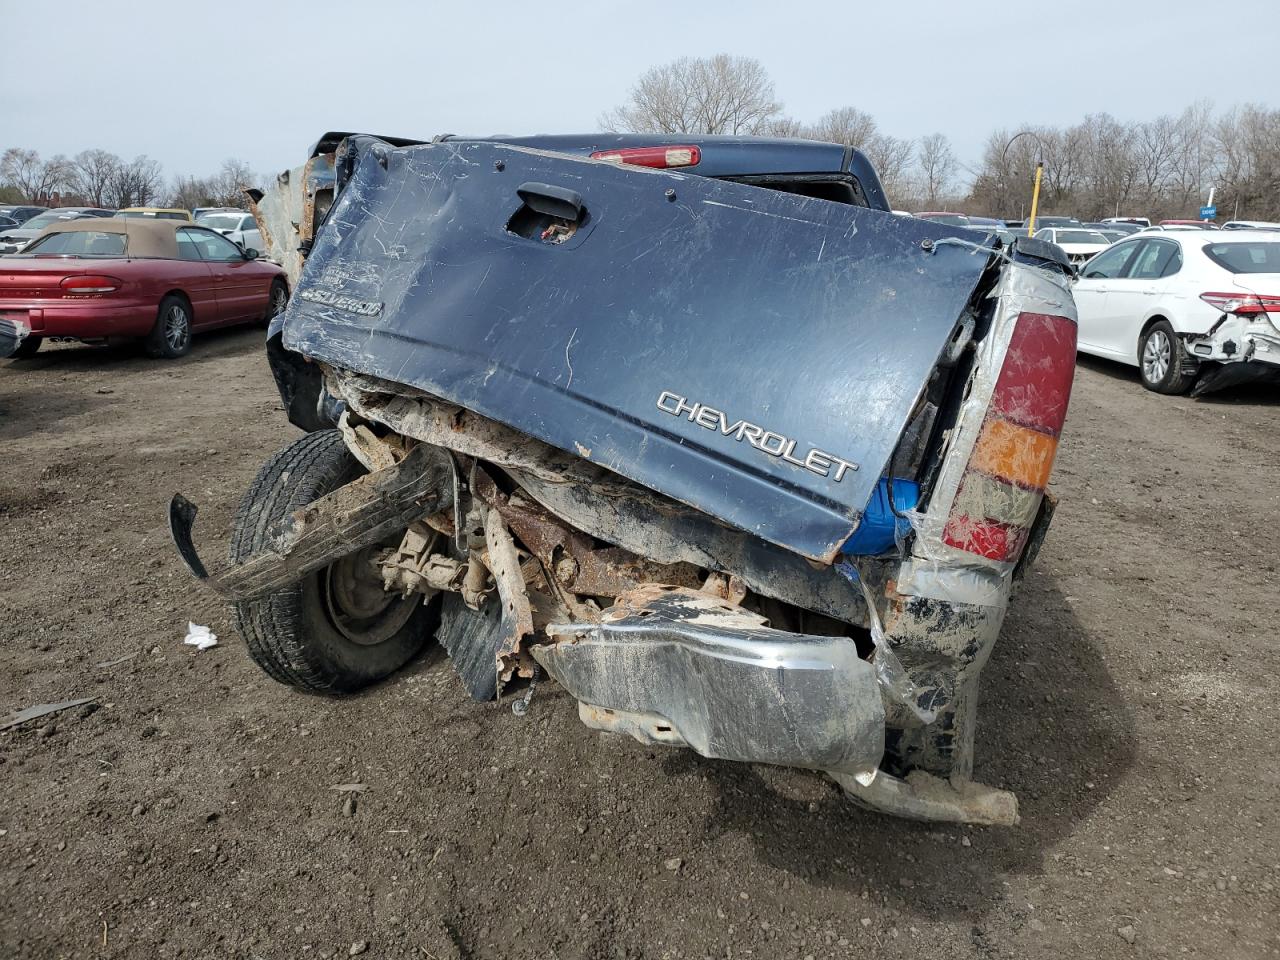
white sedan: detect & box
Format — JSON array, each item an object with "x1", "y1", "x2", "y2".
[
  {"x1": 1033, "y1": 227, "x2": 1112, "y2": 267},
  {"x1": 1072, "y1": 230, "x2": 1280, "y2": 395},
  {"x1": 195, "y1": 210, "x2": 263, "y2": 254}
]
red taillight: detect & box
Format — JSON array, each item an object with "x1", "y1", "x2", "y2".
[
  {"x1": 60, "y1": 274, "x2": 122, "y2": 295},
  {"x1": 1200, "y1": 291, "x2": 1280, "y2": 316},
  {"x1": 589, "y1": 145, "x2": 701, "y2": 169},
  {"x1": 942, "y1": 312, "x2": 1076, "y2": 563}
]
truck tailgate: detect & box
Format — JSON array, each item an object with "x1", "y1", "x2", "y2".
[{"x1": 282, "y1": 139, "x2": 993, "y2": 562}]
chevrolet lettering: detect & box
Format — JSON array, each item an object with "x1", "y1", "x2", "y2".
[{"x1": 656, "y1": 390, "x2": 859, "y2": 482}]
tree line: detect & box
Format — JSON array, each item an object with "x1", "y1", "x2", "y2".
[
  {"x1": 9, "y1": 58, "x2": 1275, "y2": 222},
  {"x1": 0, "y1": 148, "x2": 257, "y2": 211},
  {"x1": 603, "y1": 55, "x2": 1280, "y2": 221}
]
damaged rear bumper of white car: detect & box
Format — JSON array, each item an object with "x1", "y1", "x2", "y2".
[{"x1": 1182, "y1": 311, "x2": 1280, "y2": 395}]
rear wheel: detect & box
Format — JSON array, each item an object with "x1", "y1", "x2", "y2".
[
  {"x1": 145, "y1": 295, "x2": 193, "y2": 359},
  {"x1": 1139, "y1": 320, "x2": 1196, "y2": 394},
  {"x1": 229, "y1": 430, "x2": 435, "y2": 693},
  {"x1": 9, "y1": 336, "x2": 42, "y2": 359},
  {"x1": 266, "y1": 279, "x2": 288, "y2": 323}
]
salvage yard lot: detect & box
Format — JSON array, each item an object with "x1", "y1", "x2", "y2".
[{"x1": 1, "y1": 331, "x2": 1277, "y2": 959}]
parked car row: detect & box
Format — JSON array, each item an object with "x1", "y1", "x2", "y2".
[
  {"x1": 0, "y1": 207, "x2": 115, "y2": 254},
  {"x1": 0, "y1": 204, "x2": 262, "y2": 255}
]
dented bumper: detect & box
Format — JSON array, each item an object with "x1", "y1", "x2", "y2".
[
  {"x1": 535, "y1": 586, "x2": 885, "y2": 781},
  {"x1": 1185, "y1": 317, "x2": 1280, "y2": 396},
  {"x1": 0, "y1": 317, "x2": 28, "y2": 358}
]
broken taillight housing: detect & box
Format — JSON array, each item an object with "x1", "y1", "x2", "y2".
[
  {"x1": 1199, "y1": 291, "x2": 1280, "y2": 316},
  {"x1": 589, "y1": 145, "x2": 701, "y2": 169},
  {"x1": 942, "y1": 312, "x2": 1076, "y2": 563},
  {"x1": 60, "y1": 274, "x2": 122, "y2": 295}
]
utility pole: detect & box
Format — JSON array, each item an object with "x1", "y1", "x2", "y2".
[{"x1": 1027, "y1": 163, "x2": 1044, "y2": 237}]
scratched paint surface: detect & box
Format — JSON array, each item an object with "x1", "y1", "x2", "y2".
[{"x1": 281, "y1": 138, "x2": 993, "y2": 562}]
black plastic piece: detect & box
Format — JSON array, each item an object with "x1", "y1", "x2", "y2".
[
  {"x1": 438, "y1": 593, "x2": 504, "y2": 701},
  {"x1": 1010, "y1": 235, "x2": 1073, "y2": 277},
  {"x1": 266, "y1": 331, "x2": 337, "y2": 433},
  {"x1": 0, "y1": 318, "x2": 24, "y2": 359},
  {"x1": 516, "y1": 182, "x2": 585, "y2": 221},
  {"x1": 168, "y1": 494, "x2": 211, "y2": 582}
]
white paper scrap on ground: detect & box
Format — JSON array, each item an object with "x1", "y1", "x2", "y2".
[{"x1": 183, "y1": 622, "x2": 218, "y2": 650}]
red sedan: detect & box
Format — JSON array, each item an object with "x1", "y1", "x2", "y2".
[{"x1": 0, "y1": 218, "x2": 288, "y2": 359}]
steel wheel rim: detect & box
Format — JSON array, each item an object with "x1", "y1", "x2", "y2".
[
  {"x1": 321, "y1": 546, "x2": 417, "y2": 646},
  {"x1": 1142, "y1": 330, "x2": 1170, "y2": 383},
  {"x1": 269, "y1": 286, "x2": 287, "y2": 317},
  {"x1": 165, "y1": 305, "x2": 190, "y2": 351}
]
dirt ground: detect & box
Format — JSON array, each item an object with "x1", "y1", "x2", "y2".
[{"x1": 1, "y1": 328, "x2": 1277, "y2": 960}]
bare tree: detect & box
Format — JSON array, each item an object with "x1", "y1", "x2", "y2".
[
  {"x1": 916, "y1": 133, "x2": 957, "y2": 207},
  {"x1": 107, "y1": 155, "x2": 165, "y2": 208},
  {"x1": 1, "y1": 148, "x2": 71, "y2": 202},
  {"x1": 602, "y1": 55, "x2": 782, "y2": 135},
  {"x1": 168, "y1": 174, "x2": 216, "y2": 211},
  {"x1": 208, "y1": 159, "x2": 257, "y2": 207},
  {"x1": 804, "y1": 107, "x2": 914, "y2": 202},
  {"x1": 865, "y1": 135, "x2": 915, "y2": 204},
  {"x1": 1071, "y1": 113, "x2": 1137, "y2": 220},
  {"x1": 1213, "y1": 104, "x2": 1280, "y2": 220},
  {"x1": 70, "y1": 149, "x2": 121, "y2": 207},
  {"x1": 807, "y1": 107, "x2": 879, "y2": 149},
  {"x1": 762, "y1": 115, "x2": 807, "y2": 138},
  {"x1": 1169, "y1": 100, "x2": 1216, "y2": 212}
]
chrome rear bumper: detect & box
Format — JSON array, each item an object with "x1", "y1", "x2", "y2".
[{"x1": 533, "y1": 586, "x2": 885, "y2": 781}]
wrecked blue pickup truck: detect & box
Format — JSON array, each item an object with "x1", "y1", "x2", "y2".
[{"x1": 171, "y1": 132, "x2": 1078, "y2": 825}]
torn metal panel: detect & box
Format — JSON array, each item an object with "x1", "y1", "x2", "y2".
[
  {"x1": 281, "y1": 137, "x2": 994, "y2": 562},
  {"x1": 471, "y1": 469, "x2": 703, "y2": 598},
  {"x1": 432, "y1": 505, "x2": 539, "y2": 701},
  {"x1": 248, "y1": 151, "x2": 337, "y2": 289},
  {"x1": 831, "y1": 768, "x2": 1019, "y2": 826},
  {"x1": 329, "y1": 372, "x2": 878, "y2": 626},
  {"x1": 535, "y1": 586, "x2": 885, "y2": 778},
  {"x1": 483, "y1": 506, "x2": 535, "y2": 686},
  {"x1": 168, "y1": 442, "x2": 452, "y2": 602}
]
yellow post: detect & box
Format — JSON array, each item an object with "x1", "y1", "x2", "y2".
[{"x1": 1026, "y1": 162, "x2": 1044, "y2": 237}]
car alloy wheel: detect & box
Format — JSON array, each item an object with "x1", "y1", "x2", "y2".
[
  {"x1": 165, "y1": 303, "x2": 191, "y2": 352},
  {"x1": 1142, "y1": 328, "x2": 1171, "y2": 385},
  {"x1": 269, "y1": 284, "x2": 288, "y2": 318}
]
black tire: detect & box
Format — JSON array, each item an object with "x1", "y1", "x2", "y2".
[
  {"x1": 9, "y1": 336, "x2": 42, "y2": 359},
  {"x1": 1138, "y1": 320, "x2": 1196, "y2": 394},
  {"x1": 229, "y1": 430, "x2": 435, "y2": 693},
  {"x1": 145, "y1": 294, "x2": 193, "y2": 359},
  {"x1": 266, "y1": 278, "x2": 289, "y2": 324}
]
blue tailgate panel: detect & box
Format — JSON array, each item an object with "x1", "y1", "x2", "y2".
[{"x1": 281, "y1": 139, "x2": 991, "y2": 562}]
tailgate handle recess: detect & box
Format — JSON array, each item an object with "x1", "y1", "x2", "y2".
[{"x1": 516, "y1": 182, "x2": 585, "y2": 222}]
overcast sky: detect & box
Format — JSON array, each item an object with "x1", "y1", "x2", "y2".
[{"x1": 5, "y1": 0, "x2": 1278, "y2": 184}]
